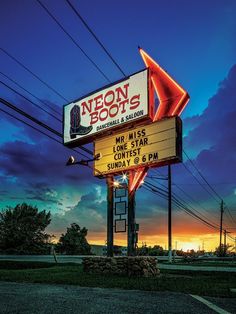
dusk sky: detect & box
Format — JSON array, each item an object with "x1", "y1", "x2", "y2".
[{"x1": 0, "y1": 0, "x2": 236, "y2": 251}]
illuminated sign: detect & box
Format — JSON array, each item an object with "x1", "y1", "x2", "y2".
[
  {"x1": 64, "y1": 69, "x2": 152, "y2": 147},
  {"x1": 94, "y1": 116, "x2": 182, "y2": 176},
  {"x1": 129, "y1": 48, "x2": 190, "y2": 191}
]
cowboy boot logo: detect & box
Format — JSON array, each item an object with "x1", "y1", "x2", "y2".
[{"x1": 70, "y1": 105, "x2": 93, "y2": 139}]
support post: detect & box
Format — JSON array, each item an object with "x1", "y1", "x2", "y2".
[
  {"x1": 219, "y1": 200, "x2": 224, "y2": 256},
  {"x1": 223, "y1": 229, "x2": 226, "y2": 257},
  {"x1": 168, "y1": 165, "x2": 172, "y2": 263},
  {"x1": 106, "y1": 175, "x2": 114, "y2": 257},
  {"x1": 128, "y1": 172, "x2": 136, "y2": 256}
]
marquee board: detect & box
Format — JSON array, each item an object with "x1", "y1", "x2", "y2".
[
  {"x1": 63, "y1": 68, "x2": 153, "y2": 147},
  {"x1": 94, "y1": 116, "x2": 182, "y2": 176}
]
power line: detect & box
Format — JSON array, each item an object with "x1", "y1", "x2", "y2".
[
  {"x1": 0, "y1": 107, "x2": 61, "y2": 146},
  {"x1": 0, "y1": 70, "x2": 61, "y2": 116},
  {"x1": 0, "y1": 79, "x2": 62, "y2": 123},
  {"x1": 36, "y1": 0, "x2": 110, "y2": 83},
  {"x1": 0, "y1": 47, "x2": 68, "y2": 102},
  {"x1": 0, "y1": 107, "x2": 89, "y2": 159},
  {"x1": 143, "y1": 184, "x2": 218, "y2": 232},
  {"x1": 0, "y1": 97, "x2": 93, "y2": 156},
  {"x1": 145, "y1": 179, "x2": 220, "y2": 229},
  {"x1": 144, "y1": 179, "x2": 220, "y2": 232},
  {"x1": 183, "y1": 150, "x2": 223, "y2": 202},
  {"x1": 65, "y1": 0, "x2": 126, "y2": 77},
  {"x1": 182, "y1": 162, "x2": 220, "y2": 204},
  {"x1": 149, "y1": 170, "x2": 220, "y2": 226},
  {"x1": 0, "y1": 97, "x2": 61, "y2": 137},
  {"x1": 224, "y1": 206, "x2": 236, "y2": 226}
]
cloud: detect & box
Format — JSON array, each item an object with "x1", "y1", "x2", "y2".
[
  {"x1": 1, "y1": 64, "x2": 236, "y2": 245},
  {"x1": 184, "y1": 64, "x2": 236, "y2": 154},
  {"x1": 182, "y1": 64, "x2": 236, "y2": 201},
  {"x1": 47, "y1": 186, "x2": 107, "y2": 238}
]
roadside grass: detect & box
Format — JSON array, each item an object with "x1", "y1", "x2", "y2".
[
  {"x1": 0, "y1": 260, "x2": 57, "y2": 270},
  {"x1": 167, "y1": 260, "x2": 236, "y2": 267},
  {"x1": 0, "y1": 261, "x2": 235, "y2": 297}
]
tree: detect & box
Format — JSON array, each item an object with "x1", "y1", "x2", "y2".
[
  {"x1": 56, "y1": 223, "x2": 91, "y2": 255},
  {"x1": 215, "y1": 244, "x2": 232, "y2": 257},
  {"x1": 0, "y1": 203, "x2": 51, "y2": 254},
  {"x1": 149, "y1": 245, "x2": 164, "y2": 256}
]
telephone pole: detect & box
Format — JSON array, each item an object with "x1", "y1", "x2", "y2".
[
  {"x1": 219, "y1": 200, "x2": 224, "y2": 256},
  {"x1": 223, "y1": 230, "x2": 231, "y2": 256},
  {"x1": 223, "y1": 230, "x2": 226, "y2": 256},
  {"x1": 168, "y1": 165, "x2": 172, "y2": 263}
]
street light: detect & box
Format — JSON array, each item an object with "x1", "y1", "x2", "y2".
[{"x1": 66, "y1": 153, "x2": 102, "y2": 167}]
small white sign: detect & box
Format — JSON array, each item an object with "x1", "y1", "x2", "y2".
[{"x1": 63, "y1": 69, "x2": 150, "y2": 146}]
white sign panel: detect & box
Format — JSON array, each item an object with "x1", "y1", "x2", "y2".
[{"x1": 63, "y1": 69, "x2": 150, "y2": 146}]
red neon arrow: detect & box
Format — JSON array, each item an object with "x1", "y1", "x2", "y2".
[{"x1": 129, "y1": 48, "x2": 190, "y2": 192}]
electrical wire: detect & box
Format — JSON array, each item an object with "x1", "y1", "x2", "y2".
[
  {"x1": 65, "y1": 0, "x2": 126, "y2": 77},
  {"x1": 0, "y1": 97, "x2": 61, "y2": 137},
  {"x1": 143, "y1": 181, "x2": 220, "y2": 232},
  {"x1": 182, "y1": 162, "x2": 220, "y2": 204},
  {"x1": 224, "y1": 206, "x2": 236, "y2": 227},
  {"x1": 0, "y1": 47, "x2": 69, "y2": 102},
  {"x1": 36, "y1": 0, "x2": 110, "y2": 82},
  {"x1": 183, "y1": 150, "x2": 223, "y2": 202},
  {"x1": 0, "y1": 80, "x2": 62, "y2": 123},
  {"x1": 0, "y1": 70, "x2": 61, "y2": 116},
  {"x1": 143, "y1": 184, "x2": 218, "y2": 231},
  {"x1": 0, "y1": 107, "x2": 90, "y2": 159},
  {"x1": 149, "y1": 169, "x2": 221, "y2": 227},
  {"x1": 0, "y1": 97, "x2": 93, "y2": 156},
  {"x1": 145, "y1": 179, "x2": 221, "y2": 229}
]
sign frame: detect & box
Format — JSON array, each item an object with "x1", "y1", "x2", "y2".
[
  {"x1": 114, "y1": 184, "x2": 127, "y2": 198},
  {"x1": 115, "y1": 201, "x2": 127, "y2": 216},
  {"x1": 63, "y1": 68, "x2": 153, "y2": 147},
  {"x1": 94, "y1": 116, "x2": 182, "y2": 177},
  {"x1": 115, "y1": 219, "x2": 127, "y2": 233}
]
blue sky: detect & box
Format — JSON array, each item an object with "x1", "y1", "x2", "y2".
[{"x1": 0, "y1": 0, "x2": 236, "y2": 250}]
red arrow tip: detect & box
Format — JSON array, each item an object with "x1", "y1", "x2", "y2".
[{"x1": 139, "y1": 48, "x2": 190, "y2": 120}]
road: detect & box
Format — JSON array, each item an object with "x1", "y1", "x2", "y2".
[
  {"x1": 0, "y1": 282, "x2": 235, "y2": 314},
  {"x1": 1, "y1": 255, "x2": 236, "y2": 272}
]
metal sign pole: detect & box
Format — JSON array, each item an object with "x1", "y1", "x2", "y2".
[
  {"x1": 106, "y1": 175, "x2": 114, "y2": 257},
  {"x1": 128, "y1": 172, "x2": 136, "y2": 256}
]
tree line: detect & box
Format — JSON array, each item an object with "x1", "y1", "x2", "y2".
[{"x1": 0, "y1": 203, "x2": 91, "y2": 255}]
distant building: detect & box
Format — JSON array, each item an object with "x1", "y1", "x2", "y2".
[
  {"x1": 90, "y1": 244, "x2": 127, "y2": 256},
  {"x1": 90, "y1": 245, "x2": 105, "y2": 256}
]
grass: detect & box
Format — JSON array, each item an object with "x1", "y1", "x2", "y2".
[
  {"x1": 162, "y1": 260, "x2": 236, "y2": 267},
  {"x1": 0, "y1": 261, "x2": 235, "y2": 297}
]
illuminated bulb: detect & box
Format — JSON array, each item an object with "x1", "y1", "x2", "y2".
[
  {"x1": 113, "y1": 181, "x2": 119, "y2": 187},
  {"x1": 122, "y1": 174, "x2": 127, "y2": 180}
]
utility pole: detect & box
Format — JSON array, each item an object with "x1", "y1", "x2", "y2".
[
  {"x1": 219, "y1": 200, "x2": 224, "y2": 256},
  {"x1": 223, "y1": 230, "x2": 227, "y2": 256},
  {"x1": 106, "y1": 175, "x2": 114, "y2": 257},
  {"x1": 128, "y1": 171, "x2": 136, "y2": 256},
  {"x1": 168, "y1": 165, "x2": 172, "y2": 263}
]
